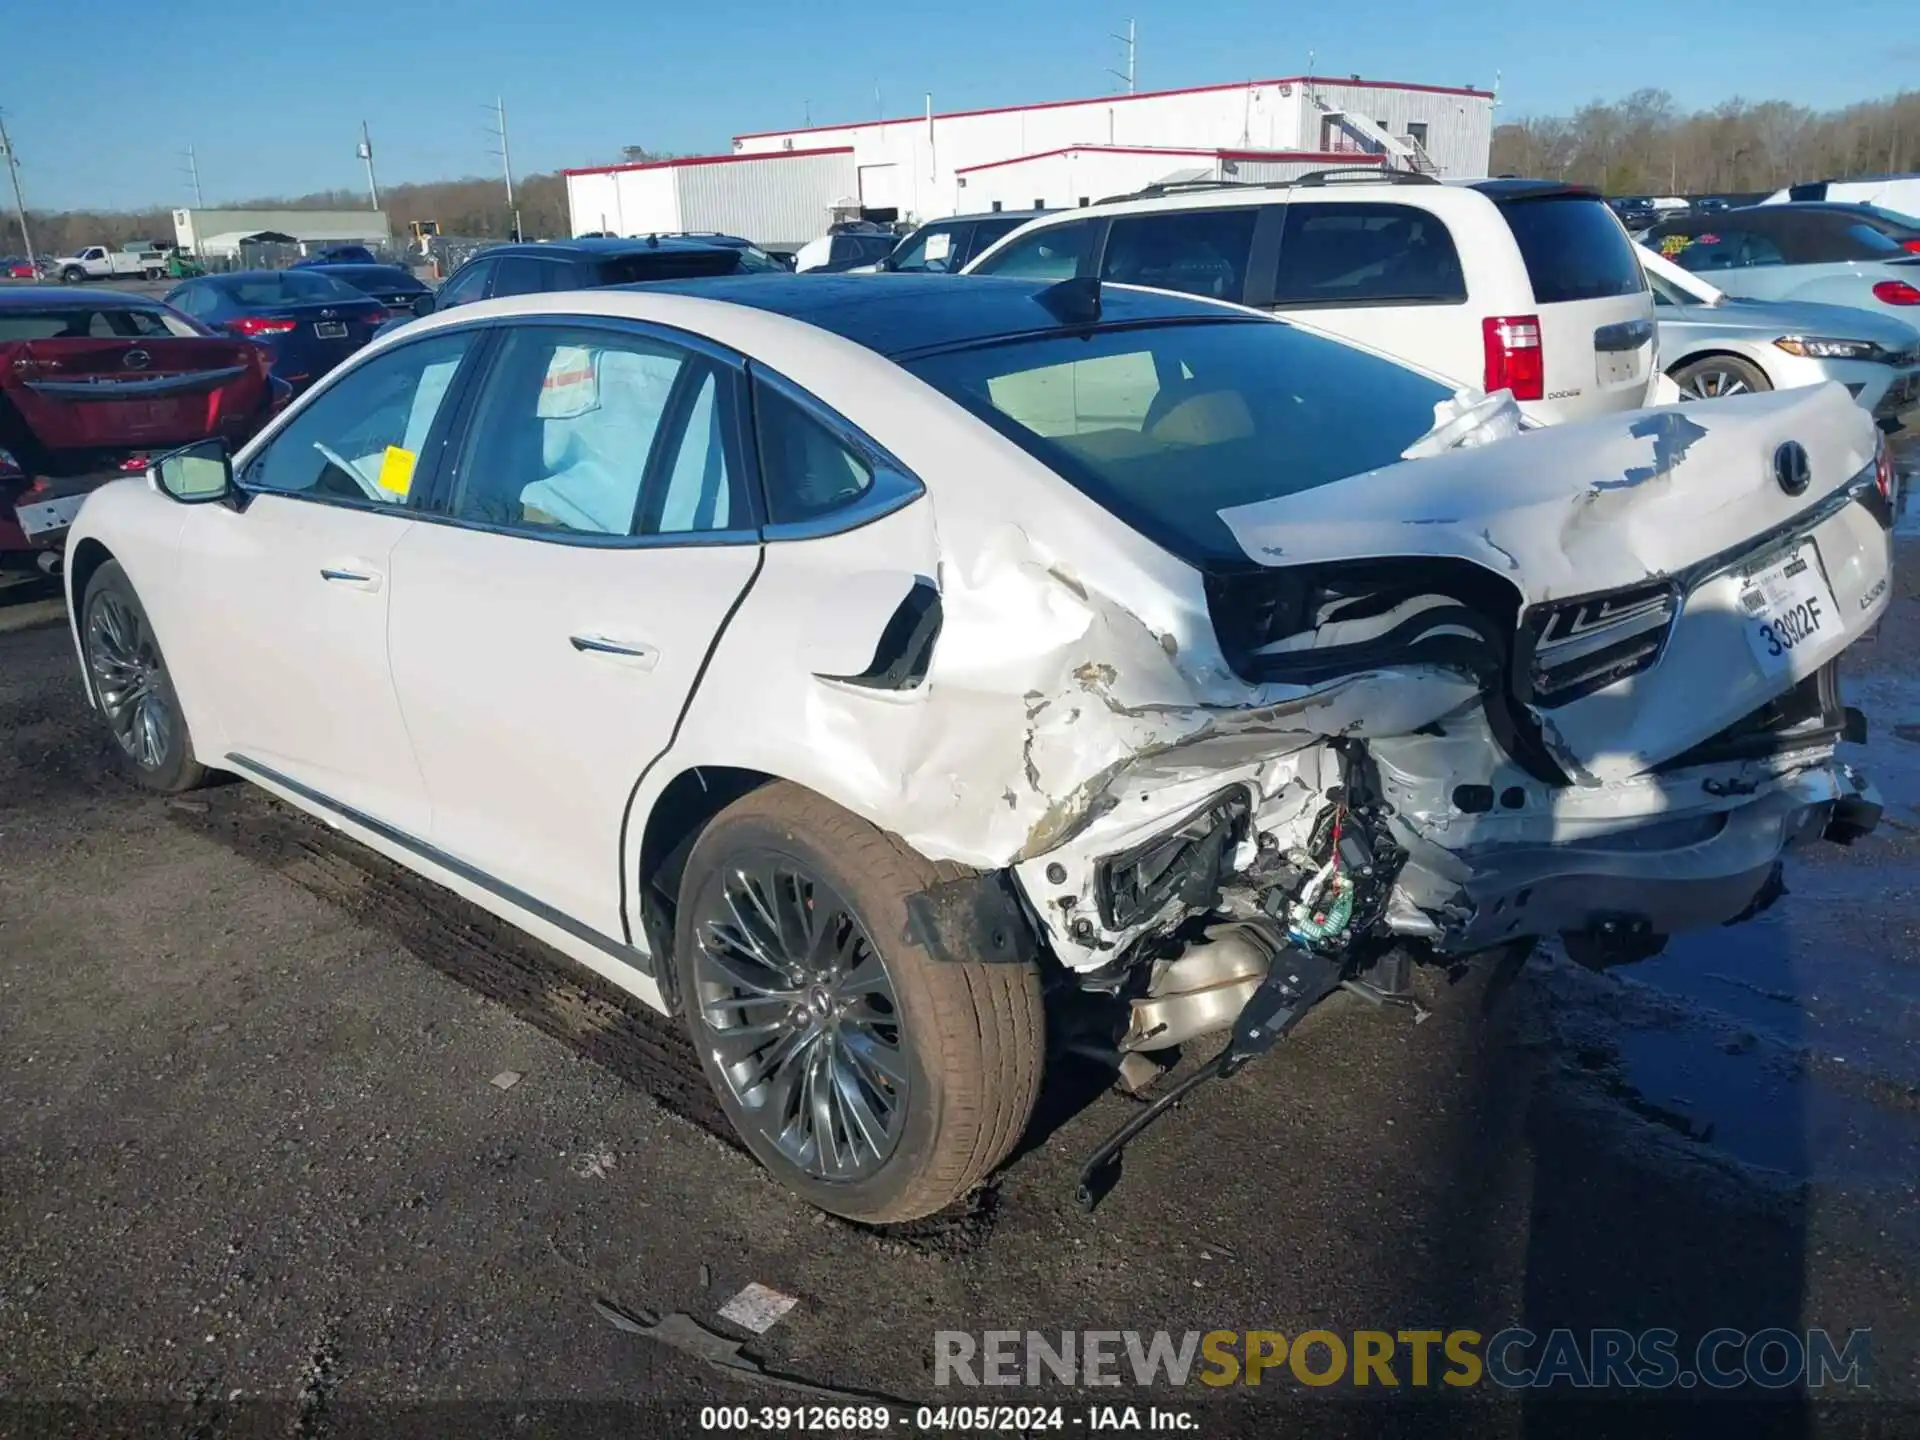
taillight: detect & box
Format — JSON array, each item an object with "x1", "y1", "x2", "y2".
[
  {"x1": 230, "y1": 316, "x2": 298, "y2": 336},
  {"x1": 1901, "y1": 239, "x2": 1920, "y2": 253},
  {"x1": 362, "y1": 309, "x2": 389, "y2": 327},
  {"x1": 1483, "y1": 314, "x2": 1544, "y2": 401},
  {"x1": 1875, "y1": 433, "x2": 1897, "y2": 504},
  {"x1": 1871, "y1": 280, "x2": 1920, "y2": 306}
]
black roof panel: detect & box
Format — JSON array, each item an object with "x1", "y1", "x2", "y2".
[{"x1": 628, "y1": 273, "x2": 1244, "y2": 357}]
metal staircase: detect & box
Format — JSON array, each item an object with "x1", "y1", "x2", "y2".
[{"x1": 1308, "y1": 92, "x2": 1435, "y2": 175}]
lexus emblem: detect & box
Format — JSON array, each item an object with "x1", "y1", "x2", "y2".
[
  {"x1": 1772, "y1": 441, "x2": 1811, "y2": 496},
  {"x1": 121, "y1": 348, "x2": 151, "y2": 370}
]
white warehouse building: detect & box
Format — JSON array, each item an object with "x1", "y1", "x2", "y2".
[{"x1": 566, "y1": 74, "x2": 1494, "y2": 243}]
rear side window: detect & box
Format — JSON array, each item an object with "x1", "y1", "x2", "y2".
[
  {"x1": 1100, "y1": 208, "x2": 1258, "y2": 302},
  {"x1": 1497, "y1": 196, "x2": 1647, "y2": 303},
  {"x1": 489, "y1": 256, "x2": 568, "y2": 295},
  {"x1": 1845, "y1": 223, "x2": 1903, "y2": 254},
  {"x1": 1271, "y1": 202, "x2": 1465, "y2": 306}
]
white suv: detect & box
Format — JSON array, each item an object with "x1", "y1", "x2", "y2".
[{"x1": 963, "y1": 173, "x2": 1659, "y2": 425}]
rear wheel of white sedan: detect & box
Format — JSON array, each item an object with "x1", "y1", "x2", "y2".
[
  {"x1": 673, "y1": 783, "x2": 1044, "y2": 1223},
  {"x1": 81, "y1": 560, "x2": 206, "y2": 794},
  {"x1": 1672, "y1": 354, "x2": 1772, "y2": 400}
]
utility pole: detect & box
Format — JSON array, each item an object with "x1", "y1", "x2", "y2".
[
  {"x1": 1108, "y1": 19, "x2": 1136, "y2": 94},
  {"x1": 182, "y1": 145, "x2": 204, "y2": 207},
  {"x1": 357, "y1": 120, "x2": 381, "y2": 212},
  {"x1": 0, "y1": 112, "x2": 33, "y2": 267},
  {"x1": 485, "y1": 97, "x2": 519, "y2": 240}
]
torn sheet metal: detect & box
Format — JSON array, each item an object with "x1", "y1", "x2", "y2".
[
  {"x1": 1399, "y1": 387, "x2": 1526, "y2": 460},
  {"x1": 1218, "y1": 383, "x2": 1875, "y2": 605}
]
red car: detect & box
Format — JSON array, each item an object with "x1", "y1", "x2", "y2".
[
  {"x1": 1, "y1": 290, "x2": 289, "y2": 578},
  {"x1": 5, "y1": 260, "x2": 37, "y2": 280}
]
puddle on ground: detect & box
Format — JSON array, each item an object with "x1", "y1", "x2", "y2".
[{"x1": 1559, "y1": 672, "x2": 1920, "y2": 1189}]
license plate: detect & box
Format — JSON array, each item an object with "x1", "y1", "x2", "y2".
[
  {"x1": 314, "y1": 321, "x2": 348, "y2": 339},
  {"x1": 1598, "y1": 348, "x2": 1644, "y2": 386},
  {"x1": 15, "y1": 493, "x2": 87, "y2": 538},
  {"x1": 1738, "y1": 541, "x2": 1837, "y2": 676}
]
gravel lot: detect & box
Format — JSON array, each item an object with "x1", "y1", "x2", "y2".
[{"x1": 2, "y1": 451, "x2": 1919, "y2": 1436}]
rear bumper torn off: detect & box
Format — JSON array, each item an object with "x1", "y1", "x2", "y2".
[{"x1": 1392, "y1": 758, "x2": 1879, "y2": 952}]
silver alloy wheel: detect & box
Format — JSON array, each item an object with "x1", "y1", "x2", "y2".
[
  {"x1": 86, "y1": 591, "x2": 173, "y2": 771},
  {"x1": 690, "y1": 854, "x2": 909, "y2": 1181},
  {"x1": 1679, "y1": 365, "x2": 1752, "y2": 399}
]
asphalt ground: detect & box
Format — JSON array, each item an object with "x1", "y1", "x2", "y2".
[{"x1": 1, "y1": 401, "x2": 1918, "y2": 1440}]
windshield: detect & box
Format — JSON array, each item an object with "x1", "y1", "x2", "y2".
[
  {"x1": 214, "y1": 271, "x2": 363, "y2": 306},
  {"x1": 0, "y1": 305, "x2": 201, "y2": 340},
  {"x1": 1861, "y1": 205, "x2": 1920, "y2": 231},
  {"x1": 904, "y1": 318, "x2": 1452, "y2": 563},
  {"x1": 324, "y1": 265, "x2": 425, "y2": 291}
]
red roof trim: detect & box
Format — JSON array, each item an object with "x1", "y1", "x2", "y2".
[
  {"x1": 953, "y1": 146, "x2": 1390, "y2": 175},
  {"x1": 1217, "y1": 149, "x2": 1388, "y2": 163},
  {"x1": 731, "y1": 75, "x2": 1492, "y2": 143},
  {"x1": 564, "y1": 145, "x2": 853, "y2": 178}
]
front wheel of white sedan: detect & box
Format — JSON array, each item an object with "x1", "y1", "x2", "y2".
[
  {"x1": 82, "y1": 560, "x2": 207, "y2": 794},
  {"x1": 672, "y1": 783, "x2": 1045, "y2": 1223}
]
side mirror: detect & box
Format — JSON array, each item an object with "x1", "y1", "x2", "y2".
[
  {"x1": 412, "y1": 293, "x2": 437, "y2": 317},
  {"x1": 150, "y1": 439, "x2": 234, "y2": 505}
]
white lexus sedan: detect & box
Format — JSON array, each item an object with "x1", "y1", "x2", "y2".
[{"x1": 62, "y1": 274, "x2": 1896, "y2": 1222}]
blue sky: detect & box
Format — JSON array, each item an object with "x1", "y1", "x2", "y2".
[{"x1": 3, "y1": 0, "x2": 1910, "y2": 211}]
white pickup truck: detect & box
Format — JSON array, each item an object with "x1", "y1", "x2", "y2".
[{"x1": 49, "y1": 244, "x2": 168, "y2": 283}]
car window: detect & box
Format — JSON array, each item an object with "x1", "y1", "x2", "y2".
[
  {"x1": 0, "y1": 306, "x2": 195, "y2": 340},
  {"x1": 1101, "y1": 207, "x2": 1258, "y2": 302},
  {"x1": 246, "y1": 333, "x2": 475, "y2": 506},
  {"x1": 642, "y1": 368, "x2": 741, "y2": 536},
  {"x1": 597, "y1": 249, "x2": 748, "y2": 284},
  {"x1": 1845, "y1": 223, "x2": 1903, "y2": 254},
  {"x1": 903, "y1": 317, "x2": 1452, "y2": 564},
  {"x1": 889, "y1": 225, "x2": 964, "y2": 273},
  {"x1": 1496, "y1": 195, "x2": 1646, "y2": 302},
  {"x1": 754, "y1": 382, "x2": 873, "y2": 525},
  {"x1": 165, "y1": 285, "x2": 212, "y2": 318},
  {"x1": 491, "y1": 255, "x2": 568, "y2": 295},
  {"x1": 970, "y1": 220, "x2": 1096, "y2": 280},
  {"x1": 1657, "y1": 227, "x2": 1784, "y2": 271},
  {"x1": 1271, "y1": 202, "x2": 1466, "y2": 306},
  {"x1": 448, "y1": 326, "x2": 739, "y2": 538},
  {"x1": 435, "y1": 259, "x2": 494, "y2": 308},
  {"x1": 964, "y1": 215, "x2": 1032, "y2": 264},
  {"x1": 214, "y1": 271, "x2": 363, "y2": 306}
]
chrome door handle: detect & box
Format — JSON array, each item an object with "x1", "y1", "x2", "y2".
[{"x1": 569, "y1": 634, "x2": 660, "y2": 670}]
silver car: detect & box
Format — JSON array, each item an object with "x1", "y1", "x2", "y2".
[{"x1": 1642, "y1": 246, "x2": 1920, "y2": 426}]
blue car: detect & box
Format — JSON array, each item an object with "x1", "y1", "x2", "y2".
[
  {"x1": 162, "y1": 270, "x2": 390, "y2": 391},
  {"x1": 1643, "y1": 203, "x2": 1920, "y2": 320}
]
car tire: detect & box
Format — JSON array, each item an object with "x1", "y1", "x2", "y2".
[
  {"x1": 61, "y1": 266, "x2": 86, "y2": 283},
  {"x1": 672, "y1": 782, "x2": 1045, "y2": 1223},
  {"x1": 80, "y1": 560, "x2": 207, "y2": 794},
  {"x1": 1671, "y1": 354, "x2": 1772, "y2": 401}
]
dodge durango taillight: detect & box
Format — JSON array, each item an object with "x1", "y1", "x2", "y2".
[{"x1": 1483, "y1": 314, "x2": 1544, "y2": 401}]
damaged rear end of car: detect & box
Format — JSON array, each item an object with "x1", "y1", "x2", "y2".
[{"x1": 891, "y1": 301, "x2": 1894, "y2": 1087}]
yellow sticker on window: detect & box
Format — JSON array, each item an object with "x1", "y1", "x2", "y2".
[{"x1": 378, "y1": 445, "x2": 416, "y2": 497}]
